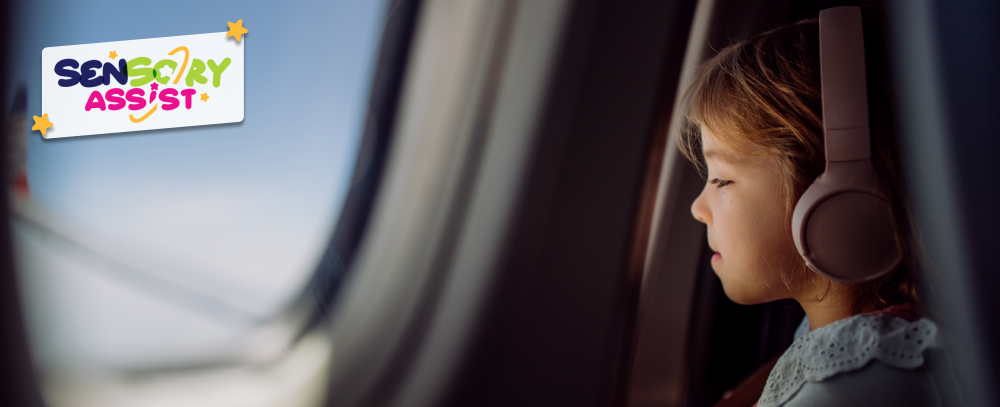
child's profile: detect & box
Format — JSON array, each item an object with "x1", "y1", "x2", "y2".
[{"x1": 678, "y1": 8, "x2": 943, "y2": 406}]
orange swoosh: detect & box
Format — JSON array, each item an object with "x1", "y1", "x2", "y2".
[
  {"x1": 168, "y1": 46, "x2": 190, "y2": 85},
  {"x1": 129, "y1": 104, "x2": 158, "y2": 123}
]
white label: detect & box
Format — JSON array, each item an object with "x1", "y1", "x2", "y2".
[{"x1": 41, "y1": 32, "x2": 244, "y2": 139}]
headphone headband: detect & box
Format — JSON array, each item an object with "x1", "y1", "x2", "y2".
[{"x1": 820, "y1": 7, "x2": 871, "y2": 162}]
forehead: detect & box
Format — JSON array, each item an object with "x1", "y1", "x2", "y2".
[
  {"x1": 699, "y1": 127, "x2": 771, "y2": 167},
  {"x1": 700, "y1": 127, "x2": 741, "y2": 164}
]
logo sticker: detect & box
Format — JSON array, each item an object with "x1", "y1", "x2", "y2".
[{"x1": 41, "y1": 31, "x2": 244, "y2": 139}]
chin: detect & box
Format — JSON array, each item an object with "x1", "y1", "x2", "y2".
[
  {"x1": 717, "y1": 274, "x2": 777, "y2": 305},
  {"x1": 721, "y1": 287, "x2": 767, "y2": 305}
]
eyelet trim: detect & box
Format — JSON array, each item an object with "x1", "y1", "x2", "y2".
[{"x1": 757, "y1": 314, "x2": 938, "y2": 407}]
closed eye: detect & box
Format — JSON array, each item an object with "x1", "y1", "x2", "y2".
[{"x1": 710, "y1": 178, "x2": 733, "y2": 189}]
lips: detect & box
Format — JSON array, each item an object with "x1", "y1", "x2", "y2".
[{"x1": 707, "y1": 236, "x2": 721, "y2": 262}]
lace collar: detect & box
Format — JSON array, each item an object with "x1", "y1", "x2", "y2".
[{"x1": 757, "y1": 311, "x2": 939, "y2": 407}]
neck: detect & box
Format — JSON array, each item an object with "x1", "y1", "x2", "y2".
[{"x1": 794, "y1": 280, "x2": 861, "y2": 331}]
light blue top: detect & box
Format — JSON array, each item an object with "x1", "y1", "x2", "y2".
[{"x1": 759, "y1": 313, "x2": 947, "y2": 406}]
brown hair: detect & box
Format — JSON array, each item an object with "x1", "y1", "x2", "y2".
[{"x1": 677, "y1": 18, "x2": 918, "y2": 314}]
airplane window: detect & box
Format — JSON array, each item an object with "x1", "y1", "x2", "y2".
[{"x1": 3, "y1": 0, "x2": 390, "y2": 400}]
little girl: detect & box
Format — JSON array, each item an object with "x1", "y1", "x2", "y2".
[{"x1": 678, "y1": 15, "x2": 944, "y2": 407}]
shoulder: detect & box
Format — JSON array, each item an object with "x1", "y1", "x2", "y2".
[
  {"x1": 784, "y1": 361, "x2": 939, "y2": 407},
  {"x1": 757, "y1": 313, "x2": 940, "y2": 407}
]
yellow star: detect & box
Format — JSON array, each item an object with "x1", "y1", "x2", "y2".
[
  {"x1": 32, "y1": 113, "x2": 54, "y2": 136},
  {"x1": 227, "y1": 20, "x2": 248, "y2": 42},
  {"x1": 201, "y1": 93, "x2": 209, "y2": 102},
  {"x1": 109, "y1": 50, "x2": 118, "y2": 59}
]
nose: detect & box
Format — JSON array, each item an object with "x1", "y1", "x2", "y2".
[{"x1": 691, "y1": 183, "x2": 711, "y2": 225}]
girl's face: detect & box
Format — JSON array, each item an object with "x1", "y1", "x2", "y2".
[{"x1": 690, "y1": 128, "x2": 805, "y2": 304}]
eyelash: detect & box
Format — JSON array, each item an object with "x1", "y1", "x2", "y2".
[{"x1": 711, "y1": 178, "x2": 733, "y2": 189}]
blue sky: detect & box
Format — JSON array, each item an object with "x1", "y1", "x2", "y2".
[{"x1": 4, "y1": 0, "x2": 388, "y2": 367}]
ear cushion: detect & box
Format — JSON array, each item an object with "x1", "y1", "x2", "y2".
[{"x1": 800, "y1": 191, "x2": 900, "y2": 282}]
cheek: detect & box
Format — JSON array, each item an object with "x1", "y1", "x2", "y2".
[{"x1": 709, "y1": 189, "x2": 800, "y2": 302}]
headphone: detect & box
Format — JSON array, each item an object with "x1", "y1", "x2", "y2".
[{"x1": 790, "y1": 6, "x2": 901, "y2": 283}]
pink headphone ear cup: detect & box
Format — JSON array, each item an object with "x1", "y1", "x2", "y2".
[
  {"x1": 801, "y1": 191, "x2": 901, "y2": 282},
  {"x1": 794, "y1": 6, "x2": 901, "y2": 283}
]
